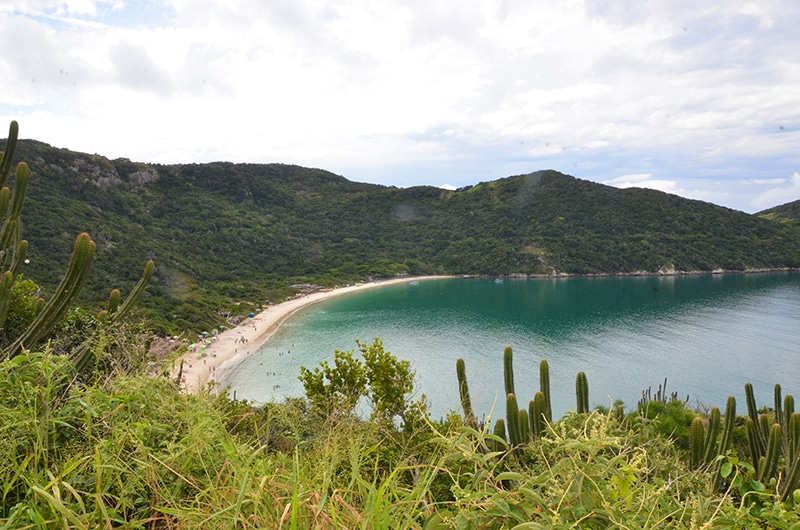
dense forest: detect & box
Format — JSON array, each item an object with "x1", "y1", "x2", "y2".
[
  {"x1": 759, "y1": 199, "x2": 800, "y2": 226},
  {"x1": 2, "y1": 138, "x2": 798, "y2": 333}
]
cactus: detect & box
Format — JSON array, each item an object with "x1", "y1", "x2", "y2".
[
  {"x1": 0, "y1": 127, "x2": 29, "y2": 335},
  {"x1": 745, "y1": 382, "x2": 767, "y2": 458},
  {"x1": 69, "y1": 260, "x2": 156, "y2": 374},
  {"x1": 6, "y1": 232, "x2": 96, "y2": 358},
  {"x1": 492, "y1": 418, "x2": 507, "y2": 450},
  {"x1": 503, "y1": 346, "x2": 515, "y2": 398},
  {"x1": 740, "y1": 382, "x2": 800, "y2": 502},
  {"x1": 576, "y1": 371, "x2": 589, "y2": 414},
  {"x1": 758, "y1": 423, "x2": 782, "y2": 483},
  {"x1": 456, "y1": 357, "x2": 476, "y2": 428},
  {"x1": 790, "y1": 412, "x2": 800, "y2": 465},
  {"x1": 0, "y1": 120, "x2": 153, "y2": 366},
  {"x1": 518, "y1": 408, "x2": 530, "y2": 442},
  {"x1": 702, "y1": 406, "x2": 721, "y2": 465},
  {"x1": 506, "y1": 392, "x2": 522, "y2": 446},
  {"x1": 0, "y1": 120, "x2": 19, "y2": 187},
  {"x1": 530, "y1": 391, "x2": 547, "y2": 437},
  {"x1": 719, "y1": 396, "x2": 736, "y2": 457},
  {"x1": 540, "y1": 359, "x2": 552, "y2": 422},
  {"x1": 782, "y1": 413, "x2": 800, "y2": 501},
  {"x1": 689, "y1": 417, "x2": 705, "y2": 470}
]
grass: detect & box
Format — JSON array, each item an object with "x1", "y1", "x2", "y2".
[{"x1": 2, "y1": 351, "x2": 800, "y2": 528}]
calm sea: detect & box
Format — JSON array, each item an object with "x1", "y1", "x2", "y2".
[{"x1": 220, "y1": 273, "x2": 800, "y2": 419}]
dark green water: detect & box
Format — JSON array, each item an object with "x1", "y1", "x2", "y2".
[{"x1": 221, "y1": 273, "x2": 800, "y2": 419}]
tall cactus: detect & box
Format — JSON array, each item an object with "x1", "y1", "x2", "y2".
[
  {"x1": 718, "y1": 396, "x2": 736, "y2": 458},
  {"x1": 576, "y1": 371, "x2": 589, "y2": 414},
  {"x1": 456, "y1": 357, "x2": 476, "y2": 428},
  {"x1": 540, "y1": 359, "x2": 552, "y2": 423},
  {"x1": 506, "y1": 392, "x2": 522, "y2": 446},
  {"x1": 530, "y1": 391, "x2": 547, "y2": 438},
  {"x1": 745, "y1": 382, "x2": 767, "y2": 458},
  {"x1": 702, "y1": 406, "x2": 721, "y2": 465},
  {"x1": 758, "y1": 423, "x2": 782, "y2": 483},
  {"x1": 0, "y1": 120, "x2": 154, "y2": 366},
  {"x1": 503, "y1": 346, "x2": 515, "y2": 398},
  {"x1": 6, "y1": 232, "x2": 96, "y2": 358},
  {"x1": 518, "y1": 408, "x2": 530, "y2": 442},
  {"x1": 739, "y1": 382, "x2": 800, "y2": 502},
  {"x1": 0, "y1": 121, "x2": 29, "y2": 336},
  {"x1": 689, "y1": 417, "x2": 705, "y2": 470},
  {"x1": 0, "y1": 121, "x2": 19, "y2": 187},
  {"x1": 70, "y1": 260, "x2": 156, "y2": 373},
  {"x1": 492, "y1": 418, "x2": 507, "y2": 451}
]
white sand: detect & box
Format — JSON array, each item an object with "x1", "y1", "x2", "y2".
[{"x1": 173, "y1": 276, "x2": 447, "y2": 393}]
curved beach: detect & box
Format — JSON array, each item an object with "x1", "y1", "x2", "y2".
[{"x1": 174, "y1": 276, "x2": 446, "y2": 393}]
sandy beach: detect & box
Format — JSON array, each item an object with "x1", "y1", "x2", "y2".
[{"x1": 173, "y1": 276, "x2": 446, "y2": 394}]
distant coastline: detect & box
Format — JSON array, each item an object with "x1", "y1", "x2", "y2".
[{"x1": 468, "y1": 267, "x2": 799, "y2": 279}]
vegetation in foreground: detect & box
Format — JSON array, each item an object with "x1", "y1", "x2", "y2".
[{"x1": 3, "y1": 344, "x2": 800, "y2": 528}]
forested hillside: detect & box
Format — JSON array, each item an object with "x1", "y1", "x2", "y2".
[
  {"x1": 4, "y1": 138, "x2": 800, "y2": 331},
  {"x1": 759, "y1": 199, "x2": 800, "y2": 226}
]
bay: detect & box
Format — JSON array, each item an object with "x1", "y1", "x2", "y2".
[{"x1": 220, "y1": 272, "x2": 800, "y2": 420}]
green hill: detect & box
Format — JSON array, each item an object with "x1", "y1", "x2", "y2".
[
  {"x1": 758, "y1": 199, "x2": 800, "y2": 226},
  {"x1": 4, "y1": 138, "x2": 799, "y2": 332}
]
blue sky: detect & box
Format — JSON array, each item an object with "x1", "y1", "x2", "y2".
[{"x1": 1, "y1": 1, "x2": 799, "y2": 213}]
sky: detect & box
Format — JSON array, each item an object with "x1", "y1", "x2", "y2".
[{"x1": 1, "y1": 1, "x2": 799, "y2": 213}]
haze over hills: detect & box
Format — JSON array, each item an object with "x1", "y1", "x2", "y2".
[{"x1": 4, "y1": 138, "x2": 800, "y2": 332}]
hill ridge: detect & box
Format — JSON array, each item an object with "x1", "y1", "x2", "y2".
[{"x1": 3, "y1": 138, "x2": 799, "y2": 331}]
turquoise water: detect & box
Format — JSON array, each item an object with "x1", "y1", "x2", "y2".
[{"x1": 221, "y1": 273, "x2": 800, "y2": 419}]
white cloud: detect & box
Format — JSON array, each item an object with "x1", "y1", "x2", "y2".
[
  {"x1": 751, "y1": 172, "x2": 800, "y2": 211},
  {"x1": 0, "y1": 0, "x2": 798, "y2": 212},
  {"x1": 603, "y1": 174, "x2": 721, "y2": 205}
]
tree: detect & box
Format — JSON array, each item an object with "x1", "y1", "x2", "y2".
[{"x1": 299, "y1": 338, "x2": 420, "y2": 428}]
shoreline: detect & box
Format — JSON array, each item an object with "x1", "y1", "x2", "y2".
[
  {"x1": 171, "y1": 268, "x2": 797, "y2": 394},
  {"x1": 172, "y1": 276, "x2": 449, "y2": 394}
]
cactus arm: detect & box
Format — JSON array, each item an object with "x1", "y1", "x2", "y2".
[
  {"x1": 0, "y1": 187, "x2": 9, "y2": 233},
  {"x1": 456, "y1": 357, "x2": 476, "y2": 428},
  {"x1": 106, "y1": 289, "x2": 121, "y2": 315},
  {"x1": 531, "y1": 391, "x2": 547, "y2": 438},
  {"x1": 0, "y1": 270, "x2": 14, "y2": 331},
  {"x1": 492, "y1": 418, "x2": 507, "y2": 449},
  {"x1": 503, "y1": 346, "x2": 515, "y2": 398},
  {"x1": 780, "y1": 451, "x2": 800, "y2": 502},
  {"x1": 540, "y1": 359, "x2": 552, "y2": 422},
  {"x1": 718, "y1": 396, "x2": 736, "y2": 457},
  {"x1": 6, "y1": 233, "x2": 95, "y2": 358},
  {"x1": 703, "y1": 406, "x2": 721, "y2": 465},
  {"x1": 758, "y1": 423, "x2": 782, "y2": 482},
  {"x1": 576, "y1": 371, "x2": 589, "y2": 414},
  {"x1": 746, "y1": 419, "x2": 762, "y2": 472},
  {"x1": 518, "y1": 408, "x2": 530, "y2": 443},
  {"x1": 689, "y1": 417, "x2": 705, "y2": 470},
  {"x1": 744, "y1": 382, "x2": 767, "y2": 457},
  {"x1": 8, "y1": 162, "x2": 28, "y2": 221},
  {"x1": 0, "y1": 120, "x2": 19, "y2": 188},
  {"x1": 109, "y1": 260, "x2": 154, "y2": 323},
  {"x1": 790, "y1": 413, "x2": 800, "y2": 466},
  {"x1": 506, "y1": 393, "x2": 521, "y2": 446},
  {"x1": 9, "y1": 240, "x2": 27, "y2": 279}
]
